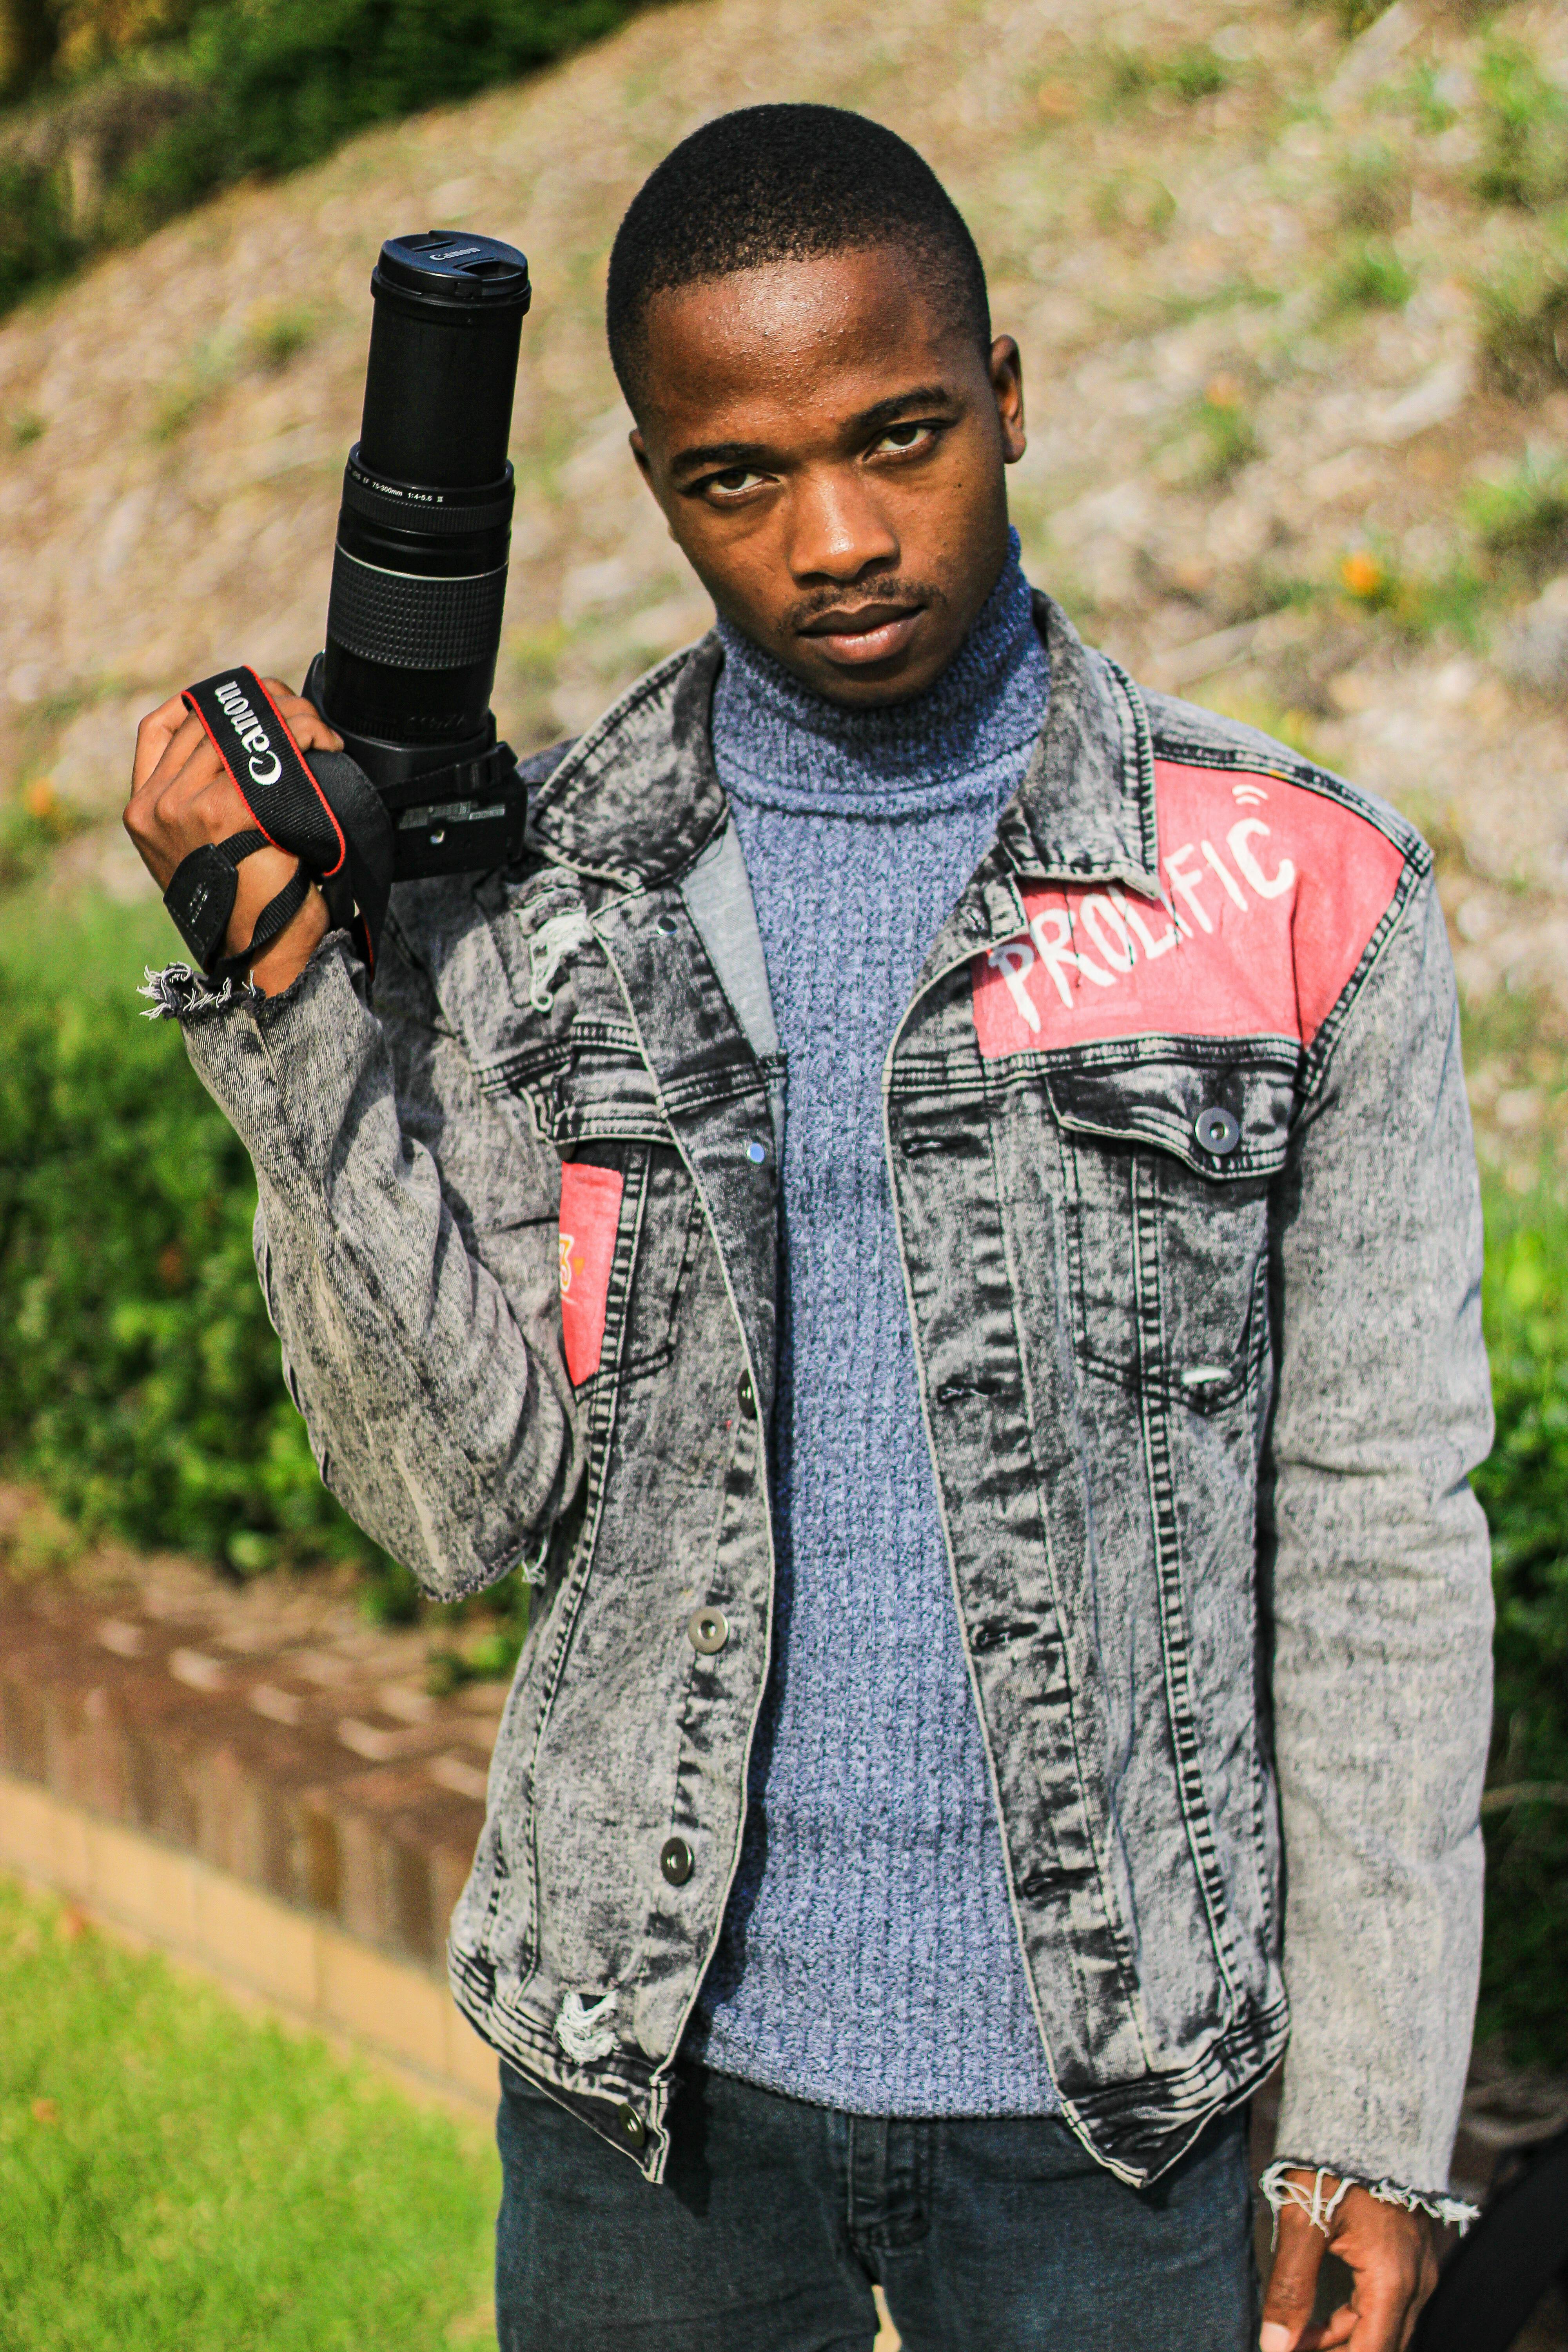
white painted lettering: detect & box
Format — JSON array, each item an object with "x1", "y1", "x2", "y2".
[
  {"x1": 1201, "y1": 840, "x2": 1249, "y2": 911},
  {"x1": 248, "y1": 753, "x2": 281, "y2": 786},
  {"x1": 1113, "y1": 884, "x2": 1181, "y2": 959},
  {"x1": 1027, "y1": 909, "x2": 1080, "y2": 1007},
  {"x1": 1063, "y1": 905, "x2": 1114, "y2": 987},
  {"x1": 1228, "y1": 818, "x2": 1296, "y2": 899},
  {"x1": 1164, "y1": 844, "x2": 1214, "y2": 934},
  {"x1": 1080, "y1": 893, "x2": 1136, "y2": 972},
  {"x1": 989, "y1": 940, "x2": 1042, "y2": 1031}
]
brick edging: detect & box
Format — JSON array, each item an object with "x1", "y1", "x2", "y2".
[{"x1": 0, "y1": 1768, "x2": 498, "y2": 2115}]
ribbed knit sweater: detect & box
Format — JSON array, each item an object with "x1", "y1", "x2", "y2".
[{"x1": 689, "y1": 536, "x2": 1061, "y2": 2116}]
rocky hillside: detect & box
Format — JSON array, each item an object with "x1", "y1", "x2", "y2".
[{"x1": 2, "y1": 0, "x2": 1567, "y2": 1168}]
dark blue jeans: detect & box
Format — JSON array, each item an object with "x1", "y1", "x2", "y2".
[{"x1": 495, "y1": 2062, "x2": 1259, "y2": 2350}]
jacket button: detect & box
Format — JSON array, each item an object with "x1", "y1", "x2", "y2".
[
  {"x1": 746, "y1": 1139, "x2": 767, "y2": 1164},
  {"x1": 737, "y1": 1370, "x2": 757, "y2": 1419},
  {"x1": 660, "y1": 1836, "x2": 694, "y2": 1886},
  {"x1": 616, "y1": 2102, "x2": 647, "y2": 2149},
  {"x1": 1195, "y1": 1106, "x2": 1240, "y2": 1157},
  {"x1": 653, "y1": 913, "x2": 679, "y2": 937},
  {"x1": 688, "y1": 1606, "x2": 730, "y2": 1654}
]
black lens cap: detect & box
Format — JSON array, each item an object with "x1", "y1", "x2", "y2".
[{"x1": 373, "y1": 231, "x2": 531, "y2": 311}]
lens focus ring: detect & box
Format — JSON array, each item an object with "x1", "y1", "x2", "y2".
[
  {"x1": 341, "y1": 456, "x2": 514, "y2": 537},
  {"x1": 327, "y1": 548, "x2": 509, "y2": 671}
]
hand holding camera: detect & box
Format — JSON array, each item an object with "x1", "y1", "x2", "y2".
[
  {"x1": 125, "y1": 679, "x2": 340, "y2": 993},
  {"x1": 126, "y1": 230, "x2": 533, "y2": 992}
]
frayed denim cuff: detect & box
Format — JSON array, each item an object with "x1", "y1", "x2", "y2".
[{"x1": 1259, "y1": 2159, "x2": 1479, "y2": 2242}]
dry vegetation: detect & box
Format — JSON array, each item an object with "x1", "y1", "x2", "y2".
[{"x1": 1, "y1": 0, "x2": 1567, "y2": 1167}]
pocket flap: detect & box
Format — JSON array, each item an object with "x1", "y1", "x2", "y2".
[{"x1": 1044, "y1": 1051, "x2": 1295, "y2": 1179}]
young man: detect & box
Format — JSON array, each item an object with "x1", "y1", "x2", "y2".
[{"x1": 125, "y1": 107, "x2": 1491, "y2": 2352}]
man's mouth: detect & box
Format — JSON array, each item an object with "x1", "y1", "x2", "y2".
[{"x1": 796, "y1": 602, "x2": 924, "y2": 666}]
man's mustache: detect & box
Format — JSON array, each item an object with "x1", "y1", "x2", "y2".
[{"x1": 783, "y1": 578, "x2": 947, "y2": 630}]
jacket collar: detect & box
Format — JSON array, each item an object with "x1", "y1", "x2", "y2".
[
  {"x1": 1006, "y1": 591, "x2": 1160, "y2": 898},
  {"x1": 524, "y1": 588, "x2": 1160, "y2": 899}
]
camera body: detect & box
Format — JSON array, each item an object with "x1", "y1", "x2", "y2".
[{"x1": 308, "y1": 230, "x2": 534, "y2": 881}]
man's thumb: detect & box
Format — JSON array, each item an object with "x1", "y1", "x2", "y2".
[{"x1": 1261, "y1": 2203, "x2": 1327, "y2": 2352}]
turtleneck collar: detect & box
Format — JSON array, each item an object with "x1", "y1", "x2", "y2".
[{"x1": 711, "y1": 528, "x2": 1048, "y2": 818}]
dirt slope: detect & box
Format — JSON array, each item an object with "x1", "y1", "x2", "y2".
[{"x1": 2, "y1": 0, "x2": 1566, "y2": 1165}]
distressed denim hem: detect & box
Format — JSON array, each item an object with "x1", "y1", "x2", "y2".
[
  {"x1": 140, "y1": 961, "x2": 262, "y2": 1020},
  {"x1": 1259, "y1": 2158, "x2": 1478, "y2": 2238}
]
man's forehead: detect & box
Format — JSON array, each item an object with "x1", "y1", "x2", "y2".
[{"x1": 638, "y1": 247, "x2": 972, "y2": 438}]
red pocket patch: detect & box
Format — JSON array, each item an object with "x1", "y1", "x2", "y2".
[{"x1": 558, "y1": 1164, "x2": 623, "y2": 1385}]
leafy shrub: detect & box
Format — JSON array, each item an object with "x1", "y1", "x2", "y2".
[
  {"x1": 0, "y1": 970, "x2": 372, "y2": 1572},
  {"x1": 1474, "y1": 1184, "x2": 1568, "y2": 2069},
  {"x1": 0, "y1": 155, "x2": 77, "y2": 310},
  {"x1": 1475, "y1": 40, "x2": 1568, "y2": 212},
  {"x1": 107, "y1": 0, "x2": 637, "y2": 239},
  {"x1": 0, "y1": 0, "x2": 639, "y2": 312}
]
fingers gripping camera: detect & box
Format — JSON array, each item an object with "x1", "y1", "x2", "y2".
[{"x1": 162, "y1": 666, "x2": 393, "y2": 984}]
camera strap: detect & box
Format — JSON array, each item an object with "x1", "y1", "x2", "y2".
[{"x1": 169, "y1": 667, "x2": 394, "y2": 986}]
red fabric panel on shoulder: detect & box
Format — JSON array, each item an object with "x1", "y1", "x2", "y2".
[
  {"x1": 972, "y1": 760, "x2": 1406, "y2": 1059},
  {"x1": 558, "y1": 1164, "x2": 623, "y2": 1385}
]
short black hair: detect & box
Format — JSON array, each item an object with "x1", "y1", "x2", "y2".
[{"x1": 606, "y1": 105, "x2": 991, "y2": 414}]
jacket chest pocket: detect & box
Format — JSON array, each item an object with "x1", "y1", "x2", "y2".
[
  {"x1": 1047, "y1": 1052, "x2": 1294, "y2": 1414},
  {"x1": 556, "y1": 1143, "x2": 703, "y2": 1389}
]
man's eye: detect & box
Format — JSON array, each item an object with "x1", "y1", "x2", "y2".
[
  {"x1": 874, "y1": 423, "x2": 936, "y2": 455},
  {"x1": 704, "y1": 467, "x2": 766, "y2": 498}
]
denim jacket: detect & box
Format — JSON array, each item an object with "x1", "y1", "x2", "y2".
[{"x1": 165, "y1": 593, "x2": 1493, "y2": 2209}]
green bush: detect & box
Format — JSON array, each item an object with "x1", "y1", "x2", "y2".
[
  {"x1": 0, "y1": 967, "x2": 376, "y2": 1574},
  {"x1": 0, "y1": 154, "x2": 78, "y2": 310},
  {"x1": 1474, "y1": 1183, "x2": 1568, "y2": 2071},
  {"x1": 0, "y1": 0, "x2": 639, "y2": 313}
]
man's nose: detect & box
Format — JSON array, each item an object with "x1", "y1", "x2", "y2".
[{"x1": 784, "y1": 466, "x2": 898, "y2": 583}]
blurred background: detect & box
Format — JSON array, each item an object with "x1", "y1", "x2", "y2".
[{"x1": 0, "y1": 0, "x2": 1566, "y2": 2343}]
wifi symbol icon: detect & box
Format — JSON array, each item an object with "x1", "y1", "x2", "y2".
[{"x1": 1232, "y1": 782, "x2": 1268, "y2": 808}]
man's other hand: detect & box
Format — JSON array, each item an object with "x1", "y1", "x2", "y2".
[
  {"x1": 126, "y1": 681, "x2": 340, "y2": 995},
  {"x1": 1261, "y1": 2175, "x2": 1439, "y2": 2352}
]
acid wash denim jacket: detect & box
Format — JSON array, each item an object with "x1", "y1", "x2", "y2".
[{"x1": 157, "y1": 593, "x2": 1493, "y2": 2215}]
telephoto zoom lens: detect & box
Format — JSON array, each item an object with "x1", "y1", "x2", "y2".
[{"x1": 310, "y1": 230, "x2": 532, "y2": 878}]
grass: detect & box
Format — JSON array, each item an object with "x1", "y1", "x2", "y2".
[
  {"x1": 0, "y1": 1877, "x2": 496, "y2": 2350},
  {"x1": 1466, "y1": 455, "x2": 1568, "y2": 584},
  {"x1": 1102, "y1": 43, "x2": 1229, "y2": 111},
  {"x1": 1475, "y1": 40, "x2": 1568, "y2": 213},
  {"x1": 1324, "y1": 234, "x2": 1415, "y2": 314},
  {"x1": 1475, "y1": 233, "x2": 1568, "y2": 402},
  {"x1": 1335, "y1": 141, "x2": 1410, "y2": 235},
  {"x1": 1187, "y1": 377, "x2": 1261, "y2": 486}
]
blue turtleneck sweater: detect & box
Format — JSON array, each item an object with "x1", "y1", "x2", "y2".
[{"x1": 690, "y1": 536, "x2": 1062, "y2": 2116}]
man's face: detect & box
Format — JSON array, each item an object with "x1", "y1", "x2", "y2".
[{"x1": 629, "y1": 245, "x2": 1026, "y2": 707}]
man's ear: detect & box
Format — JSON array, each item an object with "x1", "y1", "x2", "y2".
[{"x1": 990, "y1": 336, "x2": 1026, "y2": 466}]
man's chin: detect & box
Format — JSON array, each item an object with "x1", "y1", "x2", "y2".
[{"x1": 778, "y1": 632, "x2": 953, "y2": 709}]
